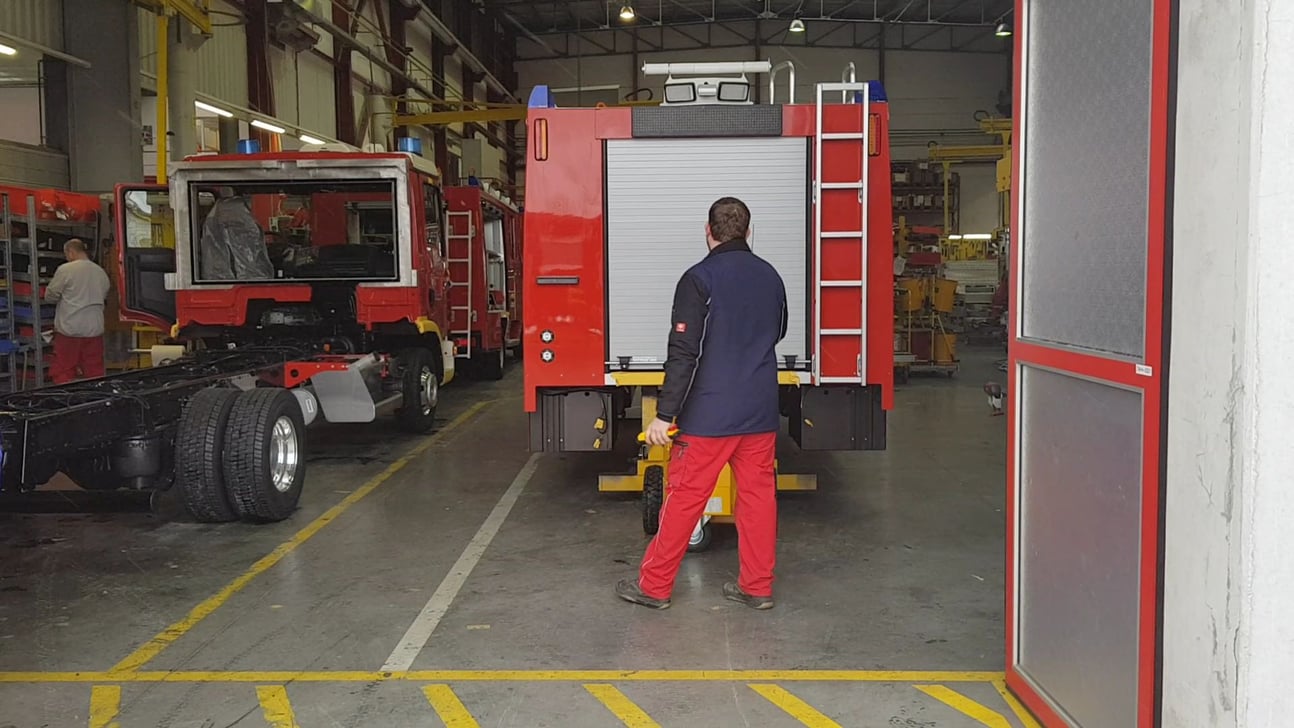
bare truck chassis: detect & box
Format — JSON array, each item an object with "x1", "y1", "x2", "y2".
[{"x1": 0, "y1": 345, "x2": 430, "y2": 522}]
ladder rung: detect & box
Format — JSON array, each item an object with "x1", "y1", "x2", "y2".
[
  {"x1": 820, "y1": 181, "x2": 864, "y2": 190},
  {"x1": 820, "y1": 231, "x2": 863, "y2": 239},
  {"x1": 819, "y1": 376, "x2": 864, "y2": 383},
  {"x1": 821, "y1": 132, "x2": 865, "y2": 140},
  {"x1": 821, "y1": 328, "x2": 863, "y2": 335},
  {"x1": 447, "y1": 258, "x2": 471, "y2": 263},
  {"x1": 818, "y1": 82, "x2": 868, "y2": 93},
  {"x1": 820, "y1": 280, "x2": 863, "y2": 287},
  {"x1": 452, "y1": 306, "x2": 471, "y2": 311}
]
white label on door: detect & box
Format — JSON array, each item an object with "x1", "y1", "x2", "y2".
[{"x1": 1135, "y1": 364, "x2": 1153, "y2": 377}]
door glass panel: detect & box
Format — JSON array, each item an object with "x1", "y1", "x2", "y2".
[{"x1": 1018, "y1": 365, "x2": 1142, "y2": 727}]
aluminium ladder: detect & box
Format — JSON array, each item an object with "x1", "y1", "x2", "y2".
[
  {"x1": 812, "y1": 81, "x2": 871, "y2": 385},
  {"x1": 446, "y1": 209, "x2": 475, "y2": 358}
]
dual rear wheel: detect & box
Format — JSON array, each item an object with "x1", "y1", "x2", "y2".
[{"x1": 176, "y1": 387, "x2": 306, "y2": 523}]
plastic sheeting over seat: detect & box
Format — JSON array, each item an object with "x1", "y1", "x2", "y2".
[{"x1": 200, "y1": 196, "x2": 275, "y2": 280}]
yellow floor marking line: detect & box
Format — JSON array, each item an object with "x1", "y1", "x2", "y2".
[
  {"x1": 584, "y1": 684, "x2": 661, "y2": 728},
  {"x1": 992, "y1": 679, "x2": 1043, "y2": 728},
  {"x1": 256, "y1": 685, "x2": 302, "y2": 728},
  {"x1": 0, "y1": 669, "x2": 1004, "y2": 684},
  {"x1": 423, "y1": 684, "x2": 481, "y2": 728},
  {"x1": 106, "y1": 401, "x2": 494, "y2": 675},
  {"x1": 88, "y1": 685, "x2": 121, "y2": 728},
  {"x1": 916, "y1": 685, "x2": 1012, "y2": 728},
  {"x1": 749, "y1": 684, "x2": 843, "y2": 727}
]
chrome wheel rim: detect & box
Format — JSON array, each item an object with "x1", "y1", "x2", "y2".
[
  {"x1": 420, "y1": 365, "x2": 438, "y2": 415},
  {"x1": 269, "y1": 416, "x2": 299, "y2": 493}
]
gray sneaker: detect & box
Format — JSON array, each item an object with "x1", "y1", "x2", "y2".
[
  {"x1": 723, "y1": 582, "x2": 774, "y2": 610},
  {"x1": 616, "y1": 579, "x2": 671, "y2": 609}
]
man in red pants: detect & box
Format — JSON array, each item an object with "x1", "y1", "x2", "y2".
[
  {"x1": 46, "y1": 238, "x2": 111, "y2": 385},
  {"x1": 617, "y1": 197, "x2": 788, "y2": 611}
]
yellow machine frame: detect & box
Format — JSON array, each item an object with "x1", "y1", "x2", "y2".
[{"x1": 597, "y1": 372, "x2": 816, "y2": 544}]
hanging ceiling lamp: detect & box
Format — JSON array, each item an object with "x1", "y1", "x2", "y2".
[
  {"x1": 620, "y1": 4, "x2": 636, "y2": 21},
  {"x1": 995, "y1": 22, "x2": 1012, "y2": 37},
  {"x1": 789, "y1": 12, "x2": 806, "y2": 32}
]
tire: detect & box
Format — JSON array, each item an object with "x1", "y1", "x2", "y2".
[
  {"x1": 642, "y1": 465, "x2": 664, "y2": 535},
  {"x1": 223, "y1": 388, "x2": 307, "y2": 522},
  {"x1": 175, "y1": 388, "x2": 240, "y2": 522},
  {"x1": 687, "y1": 522, "x2": 713, "y2": 553},
  {"x1": 396, "y1": 347, "x2": 439, "y2": 433}
]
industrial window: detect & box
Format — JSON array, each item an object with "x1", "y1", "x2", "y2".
[{"x1": 188, "y1": 179, "x2": 400, "y2": 283}]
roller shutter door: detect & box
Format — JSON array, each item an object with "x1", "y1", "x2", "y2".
[{"x1": 605, "y1": 137, "x2": 809, "y2": 367}]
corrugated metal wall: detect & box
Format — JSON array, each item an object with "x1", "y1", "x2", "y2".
[
  {"x1": 0, "y1": 0, "x2": 63, "y2": 50},
  {"x1": 0, "y1": 141, "x2": 70, "y2": 189},
  {"x1": 137, "y1": 0, "x2": 249, "y2": 105}
]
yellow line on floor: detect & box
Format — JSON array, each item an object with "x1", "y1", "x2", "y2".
[
  {"x1": 916, "y1": 685, "x2": 1012, "y2": 728},
  {"x1": 992, "y1": 679, "x2": 1043, "y2": 728},
  {"x1": 106, "y1": 401, "x2": 494, "y2": 675},
  {"x1": 750, "y1": 684, "x2": 842, "y2": 727},
  {"x1": 0, "y1": 669, "x2": 1004, "y2": 684},
  {"x1": 423, "y1": 684, "x2": 481, "y2": 727},
  {"x1": 256, "y1": 685, "x2": 302, "y2": 728},
  {"x1": 585, "y1": 684, "x2": 661, "y2": 727},
  {"x1": 88, "y1": 685, "x2": 121, "y2": 728}
]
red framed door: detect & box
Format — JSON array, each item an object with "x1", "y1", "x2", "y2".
[{"x1": 1006, "y1": 0, "x2": 1174, "y2": 725}]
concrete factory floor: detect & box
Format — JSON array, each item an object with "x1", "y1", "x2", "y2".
[{"x1": 0, "y1": 348, "x2": 1020, "y2": 727}]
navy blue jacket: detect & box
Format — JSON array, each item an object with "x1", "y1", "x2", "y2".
[{"x1": 655, "y1": 239, "x2": 788, "y2": 437}]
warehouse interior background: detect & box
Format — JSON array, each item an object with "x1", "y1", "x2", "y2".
[{"x1": 0, "y1": 0, "x2": 1291, "y2": 726}]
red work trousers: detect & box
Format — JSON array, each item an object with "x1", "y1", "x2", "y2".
[
  {"x1": 50, "y1": 333, "x2": 105, "y2": 385},
  {"x1": 638, "y1": 431, "x2": 778, "y2": 599}
]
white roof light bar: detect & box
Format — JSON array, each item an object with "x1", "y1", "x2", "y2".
[{"x1": 641, "y1": 61, "x2": 773, "y2": 77}]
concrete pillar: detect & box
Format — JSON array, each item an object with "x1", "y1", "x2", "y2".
[
  {"x1": 60, "y1": 0, "x2": 142, "y2": 190},
  {"x1": 218, "y1": 117, "x2": 240, "y2": 154},
  {"x1": 167, "y1": 18, "x2": 205, "y2": 161},
  {"x1": 1162, "y1": 0, "x2": 1294, "y2": 724}
]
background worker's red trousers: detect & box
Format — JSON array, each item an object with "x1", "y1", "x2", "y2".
[
  {"x1": 50, "y1": 333, "x2": 105, "y2": 385},
  {"x1": 638, "y1": 432, "x2": 778, "y2": 599}
]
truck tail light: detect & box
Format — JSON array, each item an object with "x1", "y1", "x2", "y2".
[
  {"x1": 533, "y1": 119, "x2": 549, "y2": 161},
  {"x1": 868, "y1": 114, "x2": 880, "y2": 156}
]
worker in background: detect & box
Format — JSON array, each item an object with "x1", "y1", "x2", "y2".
[
  {"x1": 616, "y1": 197, "x2": 788, "y2": 611},
  {"x1": 45, "y1": 238, "x2": 112, "y2": 384}
]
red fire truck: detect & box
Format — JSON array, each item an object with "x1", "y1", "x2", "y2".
[
  {"x1": 522, "y1": 61, "x2": 894, "y2": 549},
  {"x1": 444, "y1": 183, "x2": 523, "y2": 379},
  {"x1": 0, "y1": 142, "x2": 458, "y2": 521}
]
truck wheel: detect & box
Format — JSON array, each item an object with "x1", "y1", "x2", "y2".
[
  {"x1": 396, "y1": 348, "x2": 439, "y2": 433},
  {"x1": 642, "y1": 465, "x2": 664, "y2": 535},
  {"x1": 175, "y1": 388, "x2": 240, "y2": 522},
  {"x1": 224, "y1": 388, "x2": 307, "y2": 522}
]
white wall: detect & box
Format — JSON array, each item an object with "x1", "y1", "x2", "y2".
[
  {"x1": 1162, "y1": 0, "x2": 1294, "y2": 724},
  {"x1": 0, "y1": 88, "x2": 43, "y2": 146}
]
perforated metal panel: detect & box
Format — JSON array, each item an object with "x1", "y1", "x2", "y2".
[
  {"x1": 1020, "y1": 0, "x2": 1152, "y2": 357},
  {"x1": 605, "y1": 138, "x2": 808, "y2": 367}
]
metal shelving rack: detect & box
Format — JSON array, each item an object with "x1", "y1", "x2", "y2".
[
  {"x1": 0, "y1": 194, "x2": 17, "y2": 392},
  {"x1": 8, "y1": 197, "x2": 99, "y2": 389}
]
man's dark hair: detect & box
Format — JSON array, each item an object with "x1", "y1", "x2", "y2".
[{"x1": 708, "y1": 197, "x2": 751, "y2": 243}]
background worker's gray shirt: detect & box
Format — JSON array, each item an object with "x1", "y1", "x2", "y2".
[{"x1": 45, "y1": 259, "x2": 111, "y2": 338}]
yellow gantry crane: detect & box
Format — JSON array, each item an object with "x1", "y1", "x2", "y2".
[
  {"x1": 134, "y1": 0, "x2": 213, "y2": 183},
  {"x1": 927, "y1": 116, "x2": 1013, "y2": 235}
]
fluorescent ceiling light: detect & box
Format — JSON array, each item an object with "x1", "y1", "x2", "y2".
[
  {"x1": 299, "y1": 134, "x2": 326, "y2": 145},
  {"x1": 619, "y1": 5, "x2": 635, "y2": 20},
  {"x1": 995, "y1": 22, "x2": 1012, "y2": 37},
  {"x1": 963, "y1": 233, "x2": 994, "y2": 240},
  {"x1": 789, "y1": 17, "x2": 806, "y2": 32},
  {"x1": 0, "y1": 44, "x2": 17, "y2": 56},
  {"x1": 194, "y1": 100, "x2": 233, "y2": 118},
  {"x1": 251, "y1": 119, "x2": 286, "y2": 134}
]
